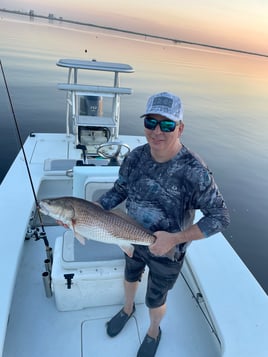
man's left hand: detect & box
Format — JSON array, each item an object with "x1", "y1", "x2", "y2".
[{"x1": 149, "y1": 231, "x2": 178, "y2": 257}]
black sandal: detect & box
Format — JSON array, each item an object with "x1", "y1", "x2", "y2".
[
  {"x1": 137, "y1": 327, "x2": 162, "y2": 357},
  {"x1": 106, "y1": 304, "x2": 136, "y2": 337}
]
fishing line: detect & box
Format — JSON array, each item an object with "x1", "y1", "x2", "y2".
[
  {"x1": 0, "y1": 60, "x2": 50, "y2": 248},
  {"x1": 180, "y1": 270, "x2": 221, "y2": 345}
]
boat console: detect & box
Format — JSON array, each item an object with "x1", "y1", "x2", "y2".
[{"x1": 57, "y1": 59, "x2": 134, "y2": 165}]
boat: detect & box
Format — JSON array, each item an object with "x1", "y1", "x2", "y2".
[{"x1": 1, "y1": 58, "x2": 268, "y2": 357}]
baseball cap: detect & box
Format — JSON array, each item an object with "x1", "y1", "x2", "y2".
[{"x1": 140, "y1": 92, "x2": 183, "y2": 122}]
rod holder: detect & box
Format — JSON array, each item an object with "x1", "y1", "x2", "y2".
[
  {"x1": 44, "y1": 258, "x2": 52, "y2": 273},
  {"x1": 42, "y1": 272, "x2": 52, "y2": 298},
  {"x1": 39, "y1": 231, "x2": 50, "y2": 247},
  {"x1": 46, "y1": 247, "x2": 53, "y2": 263}
]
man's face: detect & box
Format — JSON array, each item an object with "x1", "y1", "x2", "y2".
[{"x1": 144, "y1": 114, "x2": 184, "y2": 158}]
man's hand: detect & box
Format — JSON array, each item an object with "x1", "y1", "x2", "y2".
[
  {"x1": 149, "y1": 231, "x2": 178, "y2": 257},
  {"x1": 149, "y1": 224, "x2": 204, "y2": 256}
]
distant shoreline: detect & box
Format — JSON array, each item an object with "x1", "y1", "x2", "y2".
[{"x1": 1, "y1": 8, "x2": 268, "y2": 59}]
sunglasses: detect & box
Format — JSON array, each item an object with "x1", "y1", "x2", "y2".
[{"x1": 144, "y1": 117, "x2": 178, "y2": 132}]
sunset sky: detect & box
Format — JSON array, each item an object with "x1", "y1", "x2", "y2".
[{"x1": 1, "y1": 0, "x2": 268, "y2": 55}]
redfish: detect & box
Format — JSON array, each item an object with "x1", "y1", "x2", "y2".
[{"x1": 39, "y1": 196, "x2": 156, "y2": 258}]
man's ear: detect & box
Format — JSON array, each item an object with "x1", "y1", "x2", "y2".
[{"x1": 178, "y1": 122, "x2": 184, "y2": 137}]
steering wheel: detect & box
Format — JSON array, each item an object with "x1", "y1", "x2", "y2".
[{"x1": 97, "y1": 141, "x2": 130, "y2": 161}]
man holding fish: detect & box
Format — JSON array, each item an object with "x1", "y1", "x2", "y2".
[
  {"x1": 97, "y1": 92, "x2": 230, "y2": 356},
  {"x1": 40, "y1": 92, "x2": 230, "y2": 356}
]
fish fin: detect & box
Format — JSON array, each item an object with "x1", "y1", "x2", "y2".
[
  {"x1": 74, "y1": 232, "x2": 86, "y2": 245},
  {"x1": 119, "y1": 244, "x2": 134, "y2": 258},
  {"x1": 72, "y1": 220, "x2": 86, "y2": 245}
]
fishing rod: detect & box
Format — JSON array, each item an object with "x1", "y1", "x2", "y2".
[{"x1": 0, "y1": 60, "x2": 51, "y2": 251}]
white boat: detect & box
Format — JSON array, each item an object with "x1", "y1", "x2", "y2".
[{"x1": 1, "y1": 59, "x2": 268, "y2": 357}]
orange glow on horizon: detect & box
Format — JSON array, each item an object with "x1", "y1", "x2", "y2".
[{"x1": 1, "y1": 0, "x2": 268, "y2": 55}]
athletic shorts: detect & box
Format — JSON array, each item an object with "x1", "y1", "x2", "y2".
[{"x1": 124, "y1": 245, "x2": 185, "y2": 309}]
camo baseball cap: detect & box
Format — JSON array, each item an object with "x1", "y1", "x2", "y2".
[{"x1": 141, "y1": 92, "x2": 183, "y2": 122}]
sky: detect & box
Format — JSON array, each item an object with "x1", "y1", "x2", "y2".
[{"x1": 1, "y1": 0, "x2": 268, "y2": 55}]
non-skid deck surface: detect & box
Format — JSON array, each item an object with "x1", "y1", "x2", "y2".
[
  {"x1": 3, "y1": 227, "x2": 221, "y2": 357},
  {"x1": 82, "y1": 316, "x2": 140, "y2": 357},
  {"x1": 81, "y1": 299, "x2": 221, "y2": 357}
]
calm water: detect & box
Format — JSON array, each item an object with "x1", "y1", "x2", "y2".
[{"x1": 1, "y1": 13, "x2": 268, "y2": 293}]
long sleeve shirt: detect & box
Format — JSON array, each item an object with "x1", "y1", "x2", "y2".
[{"x1": 98, "y1": 143, "x2": 230, "y2": 253}]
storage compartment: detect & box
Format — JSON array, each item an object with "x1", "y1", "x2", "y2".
[{"x1": 51, "y1": 231, "x2": 148, "y2": 311}]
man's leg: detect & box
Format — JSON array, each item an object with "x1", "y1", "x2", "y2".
[
  {"x1": 106, "y1": 248, "x2": 146, "y2": 337},
  {"x1": 106, "y1": 279, "x2": 141, "y2": 337},
  {"x1": 147, "y1": 304, "x2": 166, "y2": 338},
  {"x1": 123, "y1": 280, "x2": 139, "y2": 315},
  {"x1": 136, "y1": 304, "x2": 164, "y2": 357}
]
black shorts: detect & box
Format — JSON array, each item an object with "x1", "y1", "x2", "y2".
[{"x1": 124, "y1": 245, "x2": 185, "y2": 309}]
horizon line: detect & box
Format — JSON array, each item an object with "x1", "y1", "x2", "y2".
[{"x1": 1, "y1": 8, "x2": 268, "y2": 59}]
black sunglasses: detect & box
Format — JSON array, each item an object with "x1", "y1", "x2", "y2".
[{"x1": 144, "y1": 117, "x2": 178, "y2": 132}]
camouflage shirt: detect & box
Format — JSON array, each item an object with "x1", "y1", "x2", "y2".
[{"x1": 99, "y1": 143, "x2": 230, "y2": 252}]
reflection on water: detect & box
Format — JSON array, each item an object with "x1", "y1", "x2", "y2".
[{"x1": 1, "y1": 13, "x2": 268, "y2": 293}]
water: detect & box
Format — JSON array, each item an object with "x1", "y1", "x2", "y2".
[{"x1": 1, "y1": 13, "x2": 268, "y2": 293}]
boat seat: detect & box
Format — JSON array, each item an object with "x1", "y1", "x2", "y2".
[
  {"x1": 72, "y1": 165, "x2": 120, "y2": 199},
  {"x1": 60, "y1": 166, "x2": 126, "y2": 269}
]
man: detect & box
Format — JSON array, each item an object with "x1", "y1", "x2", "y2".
[{"x1": 97, "y1": 92, "x2": 230, "y2": 356}]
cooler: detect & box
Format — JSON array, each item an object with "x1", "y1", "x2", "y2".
[{"x1": 51, "y1": 230, "x2": 148, "y2": 311}]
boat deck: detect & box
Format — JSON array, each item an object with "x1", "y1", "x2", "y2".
[
  {"x1": 3, "y1": 226, "x2": 220, "y2": 357},
  {"x1": 2, "y1": 133, "x2": 268, "y2": 357}
]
